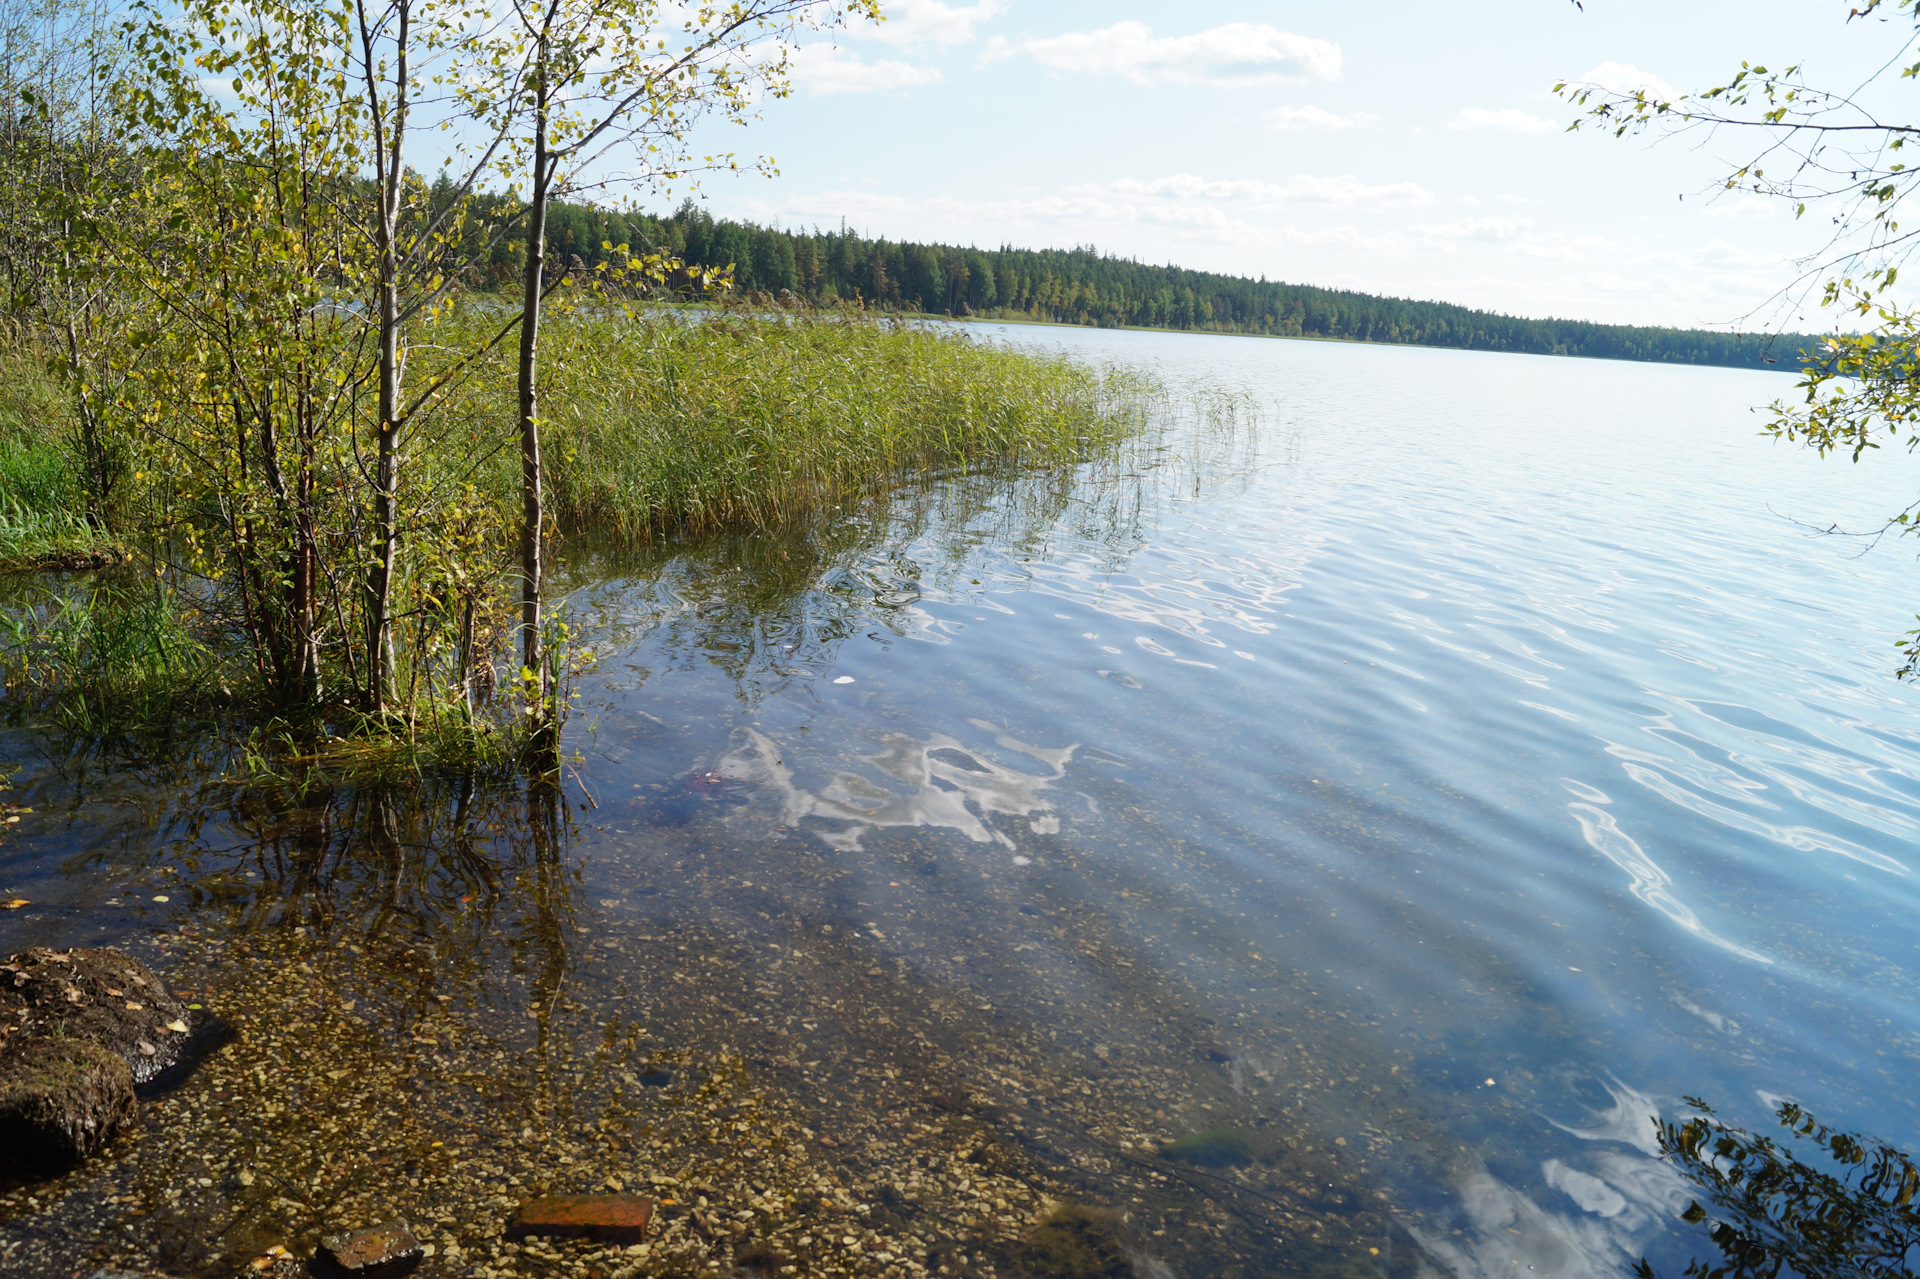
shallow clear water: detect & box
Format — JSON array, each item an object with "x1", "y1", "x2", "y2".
[{"x1": 5, "y1": 328, "x2": 1920, "y2": 1278}]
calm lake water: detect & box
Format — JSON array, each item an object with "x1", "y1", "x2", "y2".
[{"x1": 4, "y1": 326, "x2": 1920, "y2": 1279}]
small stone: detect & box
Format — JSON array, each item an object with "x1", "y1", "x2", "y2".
[
  {"x1": 316, "y1": 1219, "x2": 423, "y2": 1279},
  {"x1": 508, "y1": 1194, "x2": 654, "y2": 1244}
]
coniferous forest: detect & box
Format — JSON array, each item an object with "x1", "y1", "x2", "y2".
[{"x1": 490, "y1": 193, "x2": 1819, "y2": 372}]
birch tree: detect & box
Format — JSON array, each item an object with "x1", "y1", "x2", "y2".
[
  {"x1": 115, "y1": 0, "x2": 531, "y2": 713},
  {"x1": 1, "y1": 0, "x2": 136, "y2": 526},
  {"x1": 460, "y1": 0, "x2": 882, "y2": 757}
]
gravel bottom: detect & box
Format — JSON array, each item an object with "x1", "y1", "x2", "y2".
[{"x1": 0, "y1": 791, "x2": 1466, "y2": 1279}]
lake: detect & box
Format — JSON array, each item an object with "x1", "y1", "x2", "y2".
[{"x1": 3, "y1": 325, "x2": 1919, "y2": 1279}]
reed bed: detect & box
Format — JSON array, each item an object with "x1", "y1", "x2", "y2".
[{"x1": 535, "y1": 307, "x2": 1159, "y2": 539}]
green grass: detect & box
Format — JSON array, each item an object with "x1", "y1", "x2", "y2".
[
  {"x1": 536, "y1": 306, "x2": 1158, "y2": 539},
  {"x1": 0, "y1": 585, "x2": 218, "y2": 732},
  {"x1": 0, "y1": 495, "x2": 122, "y2": 571},
  {"x1": 0, "y1": 439, "x2": 77, "y2": 513},
  {"x1": 0, "y1": 355, "x2": 124, "y2": 570}
]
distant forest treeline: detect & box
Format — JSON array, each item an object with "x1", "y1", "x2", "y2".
[{"x1": 455, "y1": 190, "x2": 1816, "y2": 371}]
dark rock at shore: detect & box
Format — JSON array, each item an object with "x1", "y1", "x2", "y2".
[
  {"x1": 32, "y1": 547, "x2": 124, "y2": 572},
  {"x1": 1, "y1": 947, "x2": 195, "y2": 1085},
  {"x1": 0, "y1": 1035, "x2": 139, "y2": 1172},
  {"x1": 0, "y1": 947, "x2": 199, "y2": 1172}
]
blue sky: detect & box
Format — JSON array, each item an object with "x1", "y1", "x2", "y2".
[{"x1": 667, "y1": 1, "x2": 1915, "y2": 331}]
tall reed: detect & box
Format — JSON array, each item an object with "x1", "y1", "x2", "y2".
[{"x1": 532, "y1": 307, "x2": 1159, "y2": 540}]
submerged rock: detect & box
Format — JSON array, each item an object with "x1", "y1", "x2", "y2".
[
  {"x1": 1158, "y1": 1128, "x2": 1253, "y2": 1168},
  {"x1": 314, "y1": 1219, "x2": 423, "y2": 1279},
  {"x1": 0, "y1": 947, "x2": 198, "y2": 1172},
  {"x1": 1014, "y1": 1204, "x2": 1137, "y2": 1279}
]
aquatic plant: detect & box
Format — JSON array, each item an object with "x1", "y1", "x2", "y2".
[
  {"x1": 0, "y1": 584, "x2": 215, "y2": 732},
  {"x1": 0, "y1": 301, "x2": 1151, "y2": 775},
  {"x1": 1159, "y1": 1128, "x2": 1255, "y2": 1168},
  {"x1": 1013, "y1": 1203, "x2": 1137, "y2": 1279},
  {"x1": 0, "y1": 496, "x2": 118, "y2": 570},
  {"x1": 0, "y1": 386, "x2": 123, "y2": 569}
]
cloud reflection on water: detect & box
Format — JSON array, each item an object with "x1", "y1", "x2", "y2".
[
  {"x1": 716, "y1": 723, "x2": 1077, "y2": 852},
  {"x1": 1413, "y1": 1079, "x2": 1688, "y2": 1279}
]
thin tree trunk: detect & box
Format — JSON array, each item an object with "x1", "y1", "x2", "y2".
[
  {"x1": 361, "y1": 0, "x2": 410, "y2": 716},
  {"x1": 459, "y1": 591, "x2": 476, "y2": 714},
  {"x1": 292, "y1": 383, "x2": 320, "y2": 704},
  {"x1": 517, "y1": 67, "x2": 554, "y2": 763},
  {"x1": 57, "y1": 202, "x2": 110, "y2": 529},
  {"x1": 254, "y1": 378, "x2": 319, "y2": 708}
]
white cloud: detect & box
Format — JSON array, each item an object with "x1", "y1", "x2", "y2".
[
  {"x1": 1412, "y1": 216, "x2": 1533, "y2": 243},
  {"x1": 1586, "y1": 271, "x2": 1678, "y2": 295},
  {"x1": 1577, "y1": 61, "x2": 1680, "y2": 102},
  {"x1": 1513, "y1": 232, "x2": 1618, "y2": 261},
  {"x1": 1703, "y1": 197, "x2": 1775, "y2": 220},
  {"x1": 984, "y1": 21, "x2": 1341, "y2": 88},
  {"x1": 858, "y1": 0, "x2": 1006, "y2": 48},
  {"x1": 1407, "y1": 218, "x2": 1621, "y2": 260},
  {"x1": 788, "y1": 44, "x2": 943, "y2": 94},
  {"x1": 1634, "y1": 240, "x2": 1786, "y2": 272},
  {"x1": 1265, "y1": 104, "x2": 1377, "y2": 132},
  {"x1": 1449, "y1": 107, "x2": 1557, "y2": 134},
  {"x1": 746, "y1": 182, "x2": 1406, "y2": 254},
  {"x1": 1690, "y1": 240, "x2": 1781, "y2": 270},
  {"x1": 1706, "y1": 273, "x2": 1779, "y2": 298},
  {"x1": 1106, "y1": 172, "x2": 1433, "y2": 210}
]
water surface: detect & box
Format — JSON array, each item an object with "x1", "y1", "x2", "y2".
[{"x1": 4, "y1": 328, "x2": 1920, "y2": 1279}]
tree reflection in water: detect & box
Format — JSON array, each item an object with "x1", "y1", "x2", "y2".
[{"x1": 1644, "y1": 1098, "x2": 1920, "y2": 1279}]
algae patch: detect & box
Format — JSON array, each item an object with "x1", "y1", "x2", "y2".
[{"x1": 1159, "y1": 1129, "x2": 1253, "y2": 1168}]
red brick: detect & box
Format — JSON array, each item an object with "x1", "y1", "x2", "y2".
[{"x1": 508, "y1": 1194, "x2": 654, "y2": 1244}]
